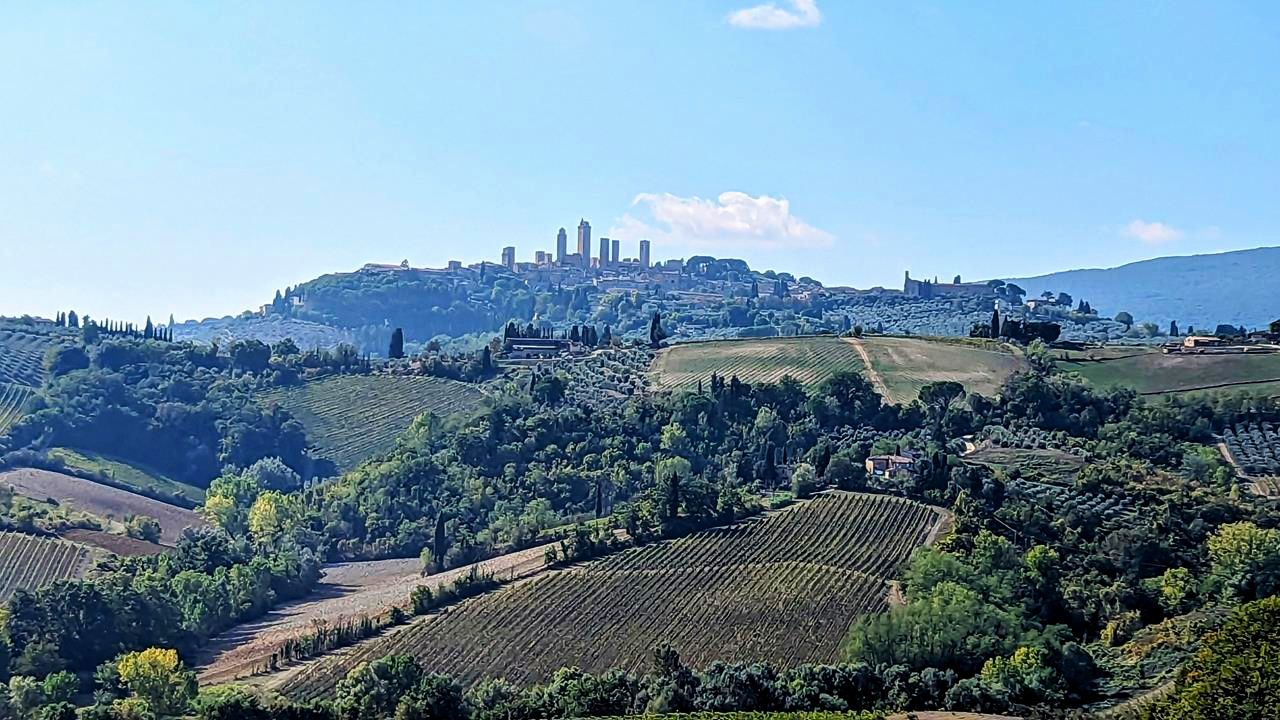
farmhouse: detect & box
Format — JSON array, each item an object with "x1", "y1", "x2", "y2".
[
  {"x1": 865, "y1": 454, "x2": 915, "y2": 478},
  {"x1": 1183, "y1": 336, "x2": 1225, "y2": 349},
  {"x1": 503, "y1": 337, "x2": 576, "y2": 360}
]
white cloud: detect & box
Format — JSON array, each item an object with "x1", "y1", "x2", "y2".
[
  {"x1": 727, "y1": 0, "x2": 822, "y2": 30},
  {"x1": 611, "y1": 191, "x2": 834, "y2": 251},
  {"x1": 1124, "y1": 219, "x2": 1183, "y2": 245}
]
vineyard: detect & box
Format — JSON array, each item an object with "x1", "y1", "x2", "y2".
[
  {"x1": 0, "y1": 383, "x2": 33, "y2": 434},
  {"x1": 650, "y1": 337, "x2": 867, "y2": 390},
  {"x1": 260, "y1": 374, "x2": 487, "y2": 472},
  {"x1": 0, "y1": 531, "x2": 91, "y2": 601},
  {"x1": 0, "y1": 327, "x2": 58, "y2": 387},
  {"x1": 274, "y1": 492, "x2": 943, "y2": 698}
]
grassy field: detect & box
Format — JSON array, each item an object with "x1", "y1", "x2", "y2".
[
  {"x1": 47, "y1": 448, "x2": 205, "y2": 505},
  {"x1": 964, "y1": 446, "x2": 1086, "y2": 484},
  {"x1": 855, "y1": 337, "x2": 1023, "y2": 403},
  {"x1": 0, "y1": 531, "x2": 92, "y2": 601},
  {"x1": 651, "y1": 336, "x2": 1024, "y2": 404},
  {"x1": 0, "y1": 383, "x2": 33, "y2": 434},
  {"x1": 1055, "y1": 348, "x2": 1280, "y2": 396},
  {"x1": 260, "y1": 375, "x2": 487, "y2": 472},
  {"x1": 0, "y1": 468, "x2": 207, "y2": 544},
  {"x1": 273, "y1": 492, "x2": 942, "y2": 697}
]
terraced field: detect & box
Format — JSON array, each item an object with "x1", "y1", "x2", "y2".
[
  {"x1": 1056, "y1": 347, "x2": 1280, "y2": 396},
  {"x1": 260, "y1": 375, "x2": 487, "y2": 472},
  {"x1": 274, "y1": 492, "x2": 943, "y2": 697},
  {"x1": 651, "y1": 336, "x2": 1024, "y2": 404},
  {"x1": 0, "y1": 383, "x2": 33, "y2": 434},
  {"x1": 0, "y1": 531, "x2": 92, "y2": 600}
]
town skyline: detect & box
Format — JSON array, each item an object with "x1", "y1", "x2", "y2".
[{"x1": 3, "y1": 2, "x2": 1277, "y2": 321}]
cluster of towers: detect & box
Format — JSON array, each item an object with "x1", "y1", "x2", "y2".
[{"x1": 504, "y1": 220, "x2": 651, "y2": 272}]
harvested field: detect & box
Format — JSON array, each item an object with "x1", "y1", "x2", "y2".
[
  {"x1": 195, "y1": 542, "x2": 553, "y2": 684},
  {"x1": 259, "y1": 375, "x2": 487, "y2": 472},
  {"x1": 856, "y1": 336, "x2": 1023, "y2": 403},
  {"x1": 0, "y1": 468, "x2": 206, "y2": 544},
  {"x1": 650, "y1": 336, "x2": 866, "y2": 390},
  {"x1": 60, "y1": 528, "x2": 167, "y2": 557},
  {"x1": 650, "y1": 336, "x2": 1023, "y2": 404},
  {"x1": 272, "y1": 492, "x2": 942, "y2": 698},
  {"x1": 0, "y1": 530, "x2": 92, "y2": 600}
]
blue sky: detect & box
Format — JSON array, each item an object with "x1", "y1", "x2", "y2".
[{"x1": 2, "y1": 1, "x2": 1278, "y2": 321}]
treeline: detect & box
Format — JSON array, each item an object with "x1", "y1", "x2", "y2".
[
  {"x1": 1, "y1": 526, "x2": 321, "y2": 681},
  {"x1": 52, "y1": 310, "x2": 175, "y2": 342},
  {"x1": 3, "y1": 338, "x2": 311, "y2": 486},
  {"x1": 502, "y1": 320, "x2": 615, "y2": 347},
  {"x1": 970, "y1": 306, "x2": 1061, "y2": 344}
]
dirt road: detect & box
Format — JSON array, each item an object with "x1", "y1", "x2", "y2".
[
  {"x1": 195, "y1": 542, "x2": 553, "y2": 684},
  {"x1": 841, "y1": 336, "x2": 892, "y2": 399}
]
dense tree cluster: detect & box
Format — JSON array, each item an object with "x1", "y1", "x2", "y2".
[
  {"x1": 2, "y1": 339, "x2": 309, "y2": 486},
  {"x1": 3, "y1": 315, "x2": 1280, "y2": 717}
]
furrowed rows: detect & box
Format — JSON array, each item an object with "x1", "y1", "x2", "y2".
[
  {"x1": 0, "y1": 531, "x2": 90, "y2": 601},
  {"x1": 277, "y1": 492, "x2": 941, "y2": 700}
]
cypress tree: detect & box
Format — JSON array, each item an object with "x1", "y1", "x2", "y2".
[
  {"x1": 388, "y1": 328, "x2": 405, "y2": 359},
  {"x1": 990, "y1": 307, "x2": 1001, "y2": 338}
]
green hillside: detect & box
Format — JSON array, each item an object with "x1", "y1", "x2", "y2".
[
  {"x1": 259, "y1": 374, "x2": 487, "y2": 472},
  {"x1": 1056, "y1": 347, "x2": 1280, "y2": 396},
  {"x1": 47, "y1": 447, "x2": 206, "y2": 506}
]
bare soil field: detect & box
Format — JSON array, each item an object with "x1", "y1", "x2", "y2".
[
  {"x1": 61, "y1": 529, "x2": 167, "y2": 556},
  {"x1": 195, "y1": 542, "x2": 552, "y2": 684},
  {"x1": 0, "y1": 468, "x2": 206, "y2": 544}
]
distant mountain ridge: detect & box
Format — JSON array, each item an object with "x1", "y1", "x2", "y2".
[{"x1": 1011, "y1": 246, "x2": 1280, "y2": 331}]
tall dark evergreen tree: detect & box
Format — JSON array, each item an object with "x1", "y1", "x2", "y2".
[
  {"x1": 990, "y1": 307, "x2": 1001, "y2": 338},
  {"x1": 1170, "y1": 320, "x2": 1179, "y2": 336},
  {"x1": 388, "y1": 328, "x2": 405, "y2": 359},
  {"x1": 144, "y1": 316, "x2": 154, "y2": 340}
]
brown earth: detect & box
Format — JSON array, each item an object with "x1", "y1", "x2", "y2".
[
  {"x1": 0, "y1": 468, "x2": 207, "y2": 544},
  {"x1": 61, "y1": 528, "x2": 167, "y2": 556},
  {"x1": 195, "y1": 542, "x2": 553, "y2": 684}
]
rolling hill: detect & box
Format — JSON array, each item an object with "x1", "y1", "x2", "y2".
[
  {"x1": 258, "y1": 375, "x2": 488, "y2": 472},
  {"x1": 1012, "y1": 246, "x2": 1280, "y2": 331},
  {"x1": 271, "y1": 492, "x2": 944, "y2": 697}
]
